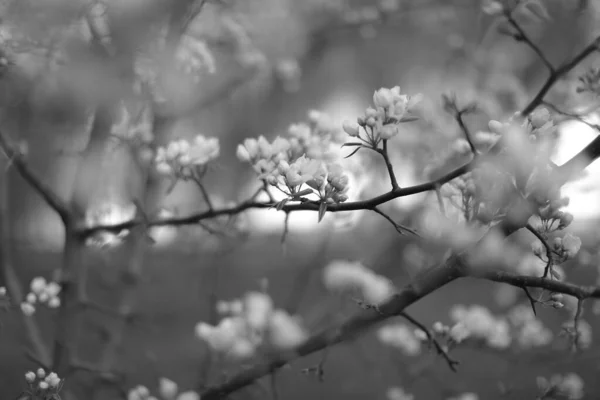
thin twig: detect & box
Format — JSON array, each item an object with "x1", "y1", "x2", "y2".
[
  {"x1": 522, "y1": 286, "x2": 538, "y2": 316},
  {"x1": 521, "y1": 36, "x2": 600, "y2": 116},
  {"x1": 505, "y1": 10, "x2": 555, "y2": 74},
  {"x1": 525, "y1": 223, "x2": 553, "y2": 278},
  {"x1": 0, "y1": 130, "x2": 71, "y2": 223},
  {"x1": 371, "y1": 206, "x2": 420, "y2": 237},
  {"x1": 399, "y1": 312, "x2": 459, "y2": 371}
]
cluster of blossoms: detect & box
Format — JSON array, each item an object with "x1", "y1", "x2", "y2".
[
  {"x1": 128, "y1": 378, "x2": 199, "y2": 400},
  {"x1": 551, "y1": 233, "x2": 583, "y2": 261},
  {"x1": 447, "y1": 303, "x2": 556, "y2": 350},
  {"x1": 506, "y1": 304, "x2": 553, "y2": 348},
  {"x1": 322, "y1": 260, "x2": 395, "y2": 306},
  {"x1": 154, "y1": 135, "x2": 220, "y2": 179},
  {"x1": 195, "y1": 291, "x2": 307, "y2": 360},
  {"x1": 436, "y1": 107, "x2": 560, "y2": 225},
  {"x1": 376, "y1": 323, "x2": 422, "y2": 356},
  {"x1": 237, "y1": 112, "x2": 350, "y2": 212},
  {"x1": 110, "y1": 104, "x2": 154, "y2": 146},
  {"x1": 342, "y1": 86, "x2": 421, "y2": 147},
  {"x1": 537, "y1": 373, "x2": 584, "y2": 400},
  {"x1": 23, "y1": 369, "x2": 62, "y2": 398},
  {"x1": 21, "y1": 277, "x2": 61, "y2": 316},
  {"x1": 449, "y1": 305, "x2": 510, "y2": 349},
  {"x1": 386, "y1": 386, "x2": 414, "y2": 400}
]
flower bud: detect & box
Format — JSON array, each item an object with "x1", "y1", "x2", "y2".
[
  {"x1": 159, "y1": 377, "x2": 178, "y2": 399},
  {"x1": 342, "y1": 120, "x2": 360, "y2": 137},
  {"x1": 37, "y1": 368, "x2": 46, "y2": 379},
  {"x1": 550, "y1": 293, "x2": 564, "y2": 302},
  {"x1": 432, "y1": 321, "x2": 445, "y2": 334},
  {"x1": 559, "y1": 212, "x2": 574, "y2": 229},
  {"x1": 45, "y1": 372, "x2": 60, "y2": 388},
  {"x1": 365, "y1": 107, "x2": 378, "y2": 118},
  {"x1": 30, "y1": 277, "x2": 46, "y2": 296},
  {"x1": 21, "y1": 302, "x2": 35, "y2": 316},
  {"x1": 25, "y1": 371, "x2": 36, "y2": 383},
  {"x1": 26, "y1": 292, "x2": 36, "y2": 304},
  {"x1": 48, "y1": 297, "x2": 61, "y2": 308},
  {"x1": 530, "y1": 108, "x2": 551, "y2": 129},
  {"x1": 39, "y1": 381, "x2": 49, "y2": 390},
  {"x1": 379, "y1": 124, "x2": 398, "y2": 140},
  {"x1": 236, "y1": 144, "x2": 252, "y2": 162},
  {"x1": 531, "y1": 241, "x2": 544, "y2": 257}
]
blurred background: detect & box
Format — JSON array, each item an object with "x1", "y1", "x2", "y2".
[{"x1": 0, "y1": 0, "x2": 600, "y2": 399}]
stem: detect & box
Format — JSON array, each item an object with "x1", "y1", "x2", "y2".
[{"x1": 378, "y1": 140, "x2": 400, "y2": 190}]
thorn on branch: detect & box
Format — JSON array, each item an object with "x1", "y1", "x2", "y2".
[{"x1": 522, "y1": 286, "x2": 538, "y2": 316}]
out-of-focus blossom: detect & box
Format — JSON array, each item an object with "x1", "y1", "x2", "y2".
[
  {"x1": 377, "y1": 323, "x2": 421, "y2": 356},
  {"x1": 323, "y1": 260, "x2": 395, "y2": 305},
  {"x1": 386, "y1": 386, "x2": 414, "y2": 400}
]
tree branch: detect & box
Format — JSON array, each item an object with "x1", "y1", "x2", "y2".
[
  {"x1": 505, "y1": 10, "x2": 555, "y2": 74},
  {"x1": 197, "y1": 117, "x2": 600, "y2": 399},
  {"x1": 0, "y1": 130, "x2": 72, "y2": 223},
  {"x1": 200, "y1": 258, "x2": 464, "y2": 400},
  {"x1": 76, "y1": 161, "x2": 471, "y2": 237},
  {"x1": 521, "y1": 35, "x2": 600, "y2": 116}
]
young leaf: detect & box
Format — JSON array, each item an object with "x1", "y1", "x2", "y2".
[
  {"x1": 344, "y1": 147, "x2": 362, "y2": 159},
  {"x1": 341, "y1": 142, "x2": 363, "y2": 147},
  {"x1": 400, "y1": 116, "x2": 420, "y2": 123}
]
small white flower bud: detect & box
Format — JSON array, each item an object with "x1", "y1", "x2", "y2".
[
  {"x1": 25, "y1": 371, "x2": 36, "y2": 383},
  {"x1": 236, "y1": 144, "x2": 252, "y2": 162},
  {"x1": 342, "y1": 120, "x2": 360, "y2": 137},
  {"x1": 159, "y1": 377, "x2": 178, "y2": 399},
  {"x1": 30, "y1": 277, "x2": 47, "y2": 296},
  {"x1": 38, "y1": 291, "x2": 49, "y2": 303},
  {"x1": 26, "y1": 293, "x2": 36, "y2": 304},
  {"x1": 432, "y1": 321, "x2": 445, "y2": 334},
  {"x1": 550, "y1": 293, "x2": 564, "y2": 302},
  {"x1": 0, "y1": 286, "x2": 6, "y2": 296},
  {"x1": 21, "y1": 302, "x2": 35, "y2": 316},
  {"x1": 48, "y1": 297, "x2": 61, "y2": 308},
  {"x1": 37, "y1": 368, "x2": 46, "y2": 379},
  {"x1": 39, "y1": 381, "x2": 49, "y2": 390},
  {"x1": 45, "y1": 372, "x2": 60, "y2": 387}
]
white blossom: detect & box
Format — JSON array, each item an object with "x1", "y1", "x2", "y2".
[
  {"x1": 21, "y1": 302, "x2": 35, "y2": 316},
  {"x1": 387, "y1": 386, "x2": 414, "y2": 400},
  {"x1": 24, "y1": 371, "x2": 36, "y2": 383},
  {"x1": 377, "y1": 323, "x2": 421, "y2": 356},
  {"x1": 267, "y1": 310, "x2": 307, "y2": 349},
  {"x1": 159, "y1": 378, "x2": 178, "y2": 399}
]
